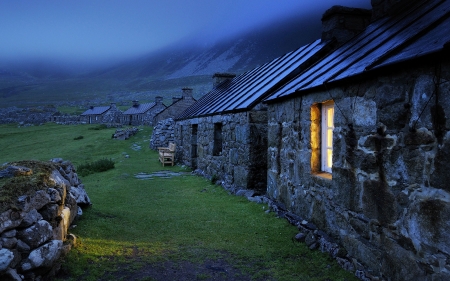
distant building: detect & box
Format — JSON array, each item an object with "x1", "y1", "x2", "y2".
[
  {"x1": 121, "y1": 97, "x2": 166, "y2": 126},
  {"x1": 80, "y1": 103, "x2": 122, "y2": 124},
  {"x1": 153, "y1": 87, "x2": 197, "y2": 124}
]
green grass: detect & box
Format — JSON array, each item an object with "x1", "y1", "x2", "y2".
[{"x1": 0, "y1": 123, "x2": 357, "y2": 281}]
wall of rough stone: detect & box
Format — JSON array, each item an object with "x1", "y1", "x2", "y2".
[
  {"x1": 150, "y1": 118, "x2": 175, "y2": 150},
  {"x1": 175, "y1": 110, "x2": 267, "y2": 194},
  {"x1": 266, "y1": 60, "x2": 450, "y2": 280},
  {"x1": 0, "y1": 106, "x2": 58, "y2": 125},
  {"x1": 0, "y1": 158, "x2": 91, "y2": 281},
  {"x1": 101, "y1": 104, "x2": 123, "y2": 124}
]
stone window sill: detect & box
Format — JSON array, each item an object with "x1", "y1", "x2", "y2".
[{"x1": 313, "y1": 172, "x2": 332, "y2": 180}]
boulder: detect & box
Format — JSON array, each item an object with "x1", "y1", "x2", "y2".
[
  {"x1": 22, "y1": 240, "x2": 63, "y2": 271},
  {"x1": 17, "y1": 220, "x2": 53, "y2": 249},
  {"x1": 0, "y1": 248, "x2": 14, "y2": 271},
  {"x1": 69, "y1": 184, "x2": 91, "y2": 206},
  {"x1": 0, "y1": 210, "x2": 23, "y2": 234},
  {"x1": 19, "y1": 209, "x2": 43, "y2": 228}
]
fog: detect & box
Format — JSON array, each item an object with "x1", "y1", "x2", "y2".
[{"x1": 0, "y1": 0, "x2": 371, "y2": 71}]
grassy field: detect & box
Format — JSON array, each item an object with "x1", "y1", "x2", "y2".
[{"x1": 0, "y1": 123, "x2": 356, "y2": 281}]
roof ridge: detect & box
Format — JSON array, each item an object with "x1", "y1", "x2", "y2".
[{"x1": 364, "y1": 0, "x2": 450, "y2": 71}]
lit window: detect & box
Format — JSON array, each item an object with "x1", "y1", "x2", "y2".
[{"x1": 321, "y1": 101, "x2": 334, "y2": 173}]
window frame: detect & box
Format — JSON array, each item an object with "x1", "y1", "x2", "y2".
[{"x1": 321, "y1": 101, "x2": 334, "y2": 174}]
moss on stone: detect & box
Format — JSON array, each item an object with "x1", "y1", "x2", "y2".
[{"x1": 0, "y1": 160, "x2": 56, "y2": 213}]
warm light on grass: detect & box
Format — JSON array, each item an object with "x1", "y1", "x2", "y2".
[{"x1": 0, "y1": 123, "x2": 357, "y2": 281}]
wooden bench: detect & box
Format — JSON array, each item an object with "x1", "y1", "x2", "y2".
[{"x1": 158, "y1": 142, "x2": 176, "y2": 166}]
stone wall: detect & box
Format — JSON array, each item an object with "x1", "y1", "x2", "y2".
[
  {"x1": 266, "y1": 60, "x2": 450, "y2": 280},
  {"x1": 150, "y1": 118, "x2": 175, "y2": 150},
  {"x1": 101, "y1": 105, "x2": 123, "y2": 124},
  {"x1": 175, "y1": 110, "x2": 267, "y2": 194},
  {"x1": 113, "y1": 127, "x2": 139, "y2": 140},
  {"x1": 0, "y1": 106, "x2": 58, "y2": 125},
  {"x1": 0, "y1": 159, "x2": 91, "y2": 280}
]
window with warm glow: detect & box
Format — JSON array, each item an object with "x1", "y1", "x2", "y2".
[{"x1": 321, "y1": 101, "x2": 334, "y2": 173}]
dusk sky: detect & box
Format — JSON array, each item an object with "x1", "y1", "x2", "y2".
[{"x1": 0, "y1": 0, "x2": 371, "y2": 66}]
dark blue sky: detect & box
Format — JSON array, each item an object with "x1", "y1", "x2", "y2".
[{"x1": 0, "y1": 0, "x2": 370, "y2": 66}]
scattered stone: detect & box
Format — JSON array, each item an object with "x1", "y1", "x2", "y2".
[
  {"x1": 113, "y1": 127, "x2": 138, "y2": 140},
  {"x1": 294, "y1": 232, "x2": 307, "y2": 242},
  {"x1": 134, "y1": 171, "x2": 192, "y2": 180},
  {"x1": 236, "y1": 189, "x2": 255, "y2": 197}
]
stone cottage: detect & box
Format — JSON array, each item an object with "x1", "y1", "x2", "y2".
[
  {"x1": 264, "y1": 0, "x2": 450, "y2": 279},
  {"x1": 80, "y1": 103, "x2": 122, "y2": 124},
  {"x1": 153, "y1": 87, "x2": 197, "y2": 124},
  {"x1": 121, "y1": 97, "x2": 166, "y2": 126},
  {"x1": 174, "y1": 31, "x2": 336, "y2": 193}
]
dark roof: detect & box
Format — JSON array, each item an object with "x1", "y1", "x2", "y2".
[
  {"x1": 177, "y1": 39, "x2": 330, "y2": 120},
  {"x1": 265, "y1": 0, "x2": 450, "y2": 102},
  {"x1": 123, "y1": 102, "x2": 156, "y2": 115},
  {"x1": 80, "y1": 106, "x2": 110, "y2": 116}
]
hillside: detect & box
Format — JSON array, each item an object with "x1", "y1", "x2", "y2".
[{"x1": 0, "y1": 12, "x2": 321, "y2": 108}]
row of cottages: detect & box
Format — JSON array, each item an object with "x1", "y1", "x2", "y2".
[
  {"x1": 154, "y1": 87, "x2": 197, "y2": 124},
  {"x1": 80, "y1": 95, "x2": 188, "y2": 126},
  {"x1": 121, "y1": 97, "x2": 166, "y2": 126},
  {"x1": 173, "y1": 0, "x2": 450, "y2": 279}
]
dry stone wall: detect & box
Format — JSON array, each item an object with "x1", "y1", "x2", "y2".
[
  {"x1": 266, "y1": 61, "x2": 450, "y2": 280},
  {"x1": 0, "y1": 158, "x2": 91, "y2": 281},
  {"x1": 150, "y1": 118, "x2": 175, "y2": 150},
  {"x1": 0, "y1": 106, "x2": 58, "y2": 125}
]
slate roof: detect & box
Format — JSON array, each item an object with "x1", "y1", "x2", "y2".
[
  {"x1": 265, "y1": 0, "x2": 450, "y2": 102},
  {"x1": 123, "y1": 103, "x2": 156, "y2": 115},
  {"x1": 80, "y1": 106, "x2": 110, "y2": 116},
  {"x1": 177, "y1": 39, "x2": 330, "y2": 120}
]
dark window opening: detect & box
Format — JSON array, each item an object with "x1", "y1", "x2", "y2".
[
  {"x1": 213, "y1": 123, "x2": 222, "y2": 156},
  {"x1": 191, "y1": 124, "x2": 198, "y2": 158}
]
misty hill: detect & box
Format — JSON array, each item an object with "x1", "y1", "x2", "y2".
[{"x1": 0, "y1": 12, "x2": 322, "y2": 108}]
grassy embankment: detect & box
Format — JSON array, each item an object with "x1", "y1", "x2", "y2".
[{"x1": 0, "y1": 123, "x2": 356, "y2": 281}]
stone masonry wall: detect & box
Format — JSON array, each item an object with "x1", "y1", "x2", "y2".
[
  {"x1": 0, "y1": 158, "x2": 91, "y2": 281},
  {"x1": 175, "y1": 111, "x2": 267, "y2": 194},
  {"x1": 150, "y1": 118, "x2": 175, "y2": 150},
  {"x1": 266, "y1": 60, "x2": 450, "y2": 280}
]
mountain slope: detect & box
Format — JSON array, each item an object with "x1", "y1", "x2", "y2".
[{"x1": 0, "y1": 11, "x2": 322, "y2": 107}]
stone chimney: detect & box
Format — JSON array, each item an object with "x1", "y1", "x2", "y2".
[
  {"x1": 132, "y1": 100, "x2": 139, "y2": 107},
  {"x1": 181, "y1": 87, "x2": 193, "y2": 98},
  {"x1": 155, "y1": 96, "x2": 163, "y2": 104},
  {"x1": 89, "y1": 105, "x2": 94, "y2": 110},
  {"x1": 110, "y1": 103, "x2": 117, "y2": 109},
  {"x1": 212, "y1": 73, "x2": 236, "y2": 88},
  {"x1": 371, "y1": 0, "x2": 418, "y2": 21},
  {"x1": 321, "y1": 6, "x2": 371, "y2": 45}
]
